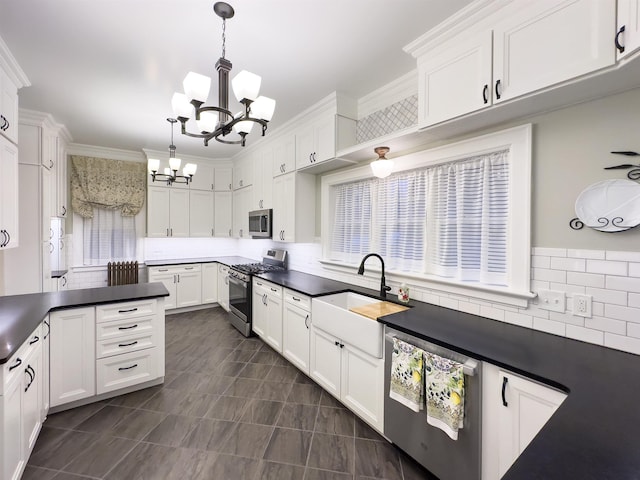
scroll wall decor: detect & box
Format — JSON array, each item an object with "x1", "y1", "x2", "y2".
[{"x1": 570, "y1": 151, "x2": 640, "y2": 232}]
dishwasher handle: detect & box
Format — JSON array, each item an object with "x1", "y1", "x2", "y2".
[{"x1": 385, "y1": 332, "x2": 478, "y2": 377}]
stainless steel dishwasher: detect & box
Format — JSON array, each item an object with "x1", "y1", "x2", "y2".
[{"x1": 384, "y1": 326, "x2": 482, "y2": 480}]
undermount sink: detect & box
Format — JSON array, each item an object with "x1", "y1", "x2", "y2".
[{"x1": 312, "y1": 292, "x2": 384, "y2": 358}]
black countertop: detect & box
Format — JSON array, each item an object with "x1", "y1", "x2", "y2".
[
  {"x1": 0, "y1": 283, "x2": 169, "y2": 365},
  {"x1": 145, "y1": 256, "x2": 257, "y2": 267},
  {"x1": 255, "y1": 269, "x2": 640, "y2": 480}
]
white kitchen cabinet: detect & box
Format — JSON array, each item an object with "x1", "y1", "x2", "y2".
[
  {"x1": 482, "y1": 362, "x2": 567, "y2": 480},
  {"x1": 147, "y1": 186, "x2": 190, "y2": 237},
  {"x1": 57, "y1": 274, "x2": 69, "y2": 291},
  {"x1": 0, "y1": 134, "x2": 18, "y2": 249},
  {"x1": 232, "y1": 186, "x2": 252, "y2": 238},
  {"x1": 252, "y1": 145, "x2": 273, "y2": 210},
  {"x1": 55, "y1": 137, "x2": 68, "y2": 218},
  {"x1": 41, "y1": 316, "x2": 50, "y2": 420},
  {"x1": 49, "y1": 307, "x2": 96, "y2": 407},
  {"x1": 272, "y1": 134, "x2": 296, "y2": 177},
  {"x1": 310, "y1": 324, "x2": 384, "y2": 432},
  {"x1": 214, "y1": 191, "x2": 233, "y2": 238},
  {"x1": 295, "y1": 113, "x2": 335, "y2": 169},
  {"x1": 217, "y1": 264, "x2": 230, "y2": 312},
  {"x1": 189, "y1": 190, "x2": 214, "y2": 237},
  {"x1": 233, "y1": 153, "x2": 254, "y2": 190},
  {"x1": 617, "y1": 0, "x2": 640, "y2": 59},
  {"x1": 188, "y1": 162, "x2": 214, "y2": 191},
  {"x1": 2, "y1": 362, "x2": 23, "y2": 480},
  {"x1": 252, "y1": 278, "x2": 284, "y2": 352},
  {"x1": 282, "y1": 290, "x2": 311, "y2": 374},
  {"x1": 40, "y1": 126, "x2": 56, "y2": 170},
  {"x1": 0, "y1": 67, "x2": 19, "y2": 145},
  {"x1": 214, "y1": 166, "x2": 233, "y2": 192},
  {"x1": 201, "y1": 263, "x2": 219, "y2": 304},
  {"x1": 272, "y1": 172, "x2": 315, "y2": 243},
  {"x1": 148, "y1": 264, "x2": 202, "y2": 310},
  {"x1": 21, "y1": 336, "x2": 42, "y2": 454}
]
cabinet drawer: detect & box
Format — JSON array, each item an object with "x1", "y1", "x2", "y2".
[
  {"x1": 96, "y1": 299, "x2": 157, "y2": 323},
  {"x1": 96, "y1": 348, "x2": 158, "y2": 395},
  {"x1": 96, "y1": 315, "x2": 156, "y2": 341},
  {"x1": 254, "y1": 279, "x2": 282, "y2": 298},
  {"x1": 96, "y1": 331, "x2": 156, "y2": 359},
  {"x1": 285, "y1": 290, "x2": 311, "y2": 311}
]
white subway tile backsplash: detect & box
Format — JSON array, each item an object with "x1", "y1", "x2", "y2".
[
  {"x1": 458, "y1": 301, "x2": 480, "y2": 315},
  {"x1": 566, "y1": 272, "x2": 605, "y2": 288},
  {"x1": 586, "y1": 259, "x2": 627, "y2": 276},
  {"x1": 531, "y1": 280, "x2": 550, "y2": 292},
  {"x1": 533, "y1": 318, "x2": 566, "y2": 336},
  {"x1": 480, "y1": 306, "x2": 505, "y2": 322},
  {"x1": 524, "y1": 305, "x2": 550, "y2": 319},
  {"x1": 604, "y1": 332, "x2": 640, "y2": 355},
  {"x1": 592, "y1": 302, "x2": 605, "y2": 317},
  {"x1": 423, "y1": 293, "x2": 440, "y2": 305},
  {"x1": 585, "y1": 287, "x2": 628, "y2": 306},
  {"x1": 550, "y1": 257, "x2": 585, "y2": 272},
  {"x1": 567, "y1": 249, "x2": 605, "y2": 260},
  {"x1": 629, "y1": 293, "x2": 640, "y2": 308},
  {"x1": 533, "y1": 247, "x2": 567, "y2": 257},
  {"x1": 629, "y1": 263, "x2": 640, "y2": 278},
  {"x1": 606, "y1": 251, "x2": 640, "y2": 262},
  {"x1": 549, "y1": 311, "x2": 584, "y2": 327},
  {"x1": 504, "y1": 311, "x2": 533, "y2": 328},
  {"x1": 440, "y1": 297, "x2": 459, "y2": 310},
  {"x1": 549, "y1": 282, "x2": 585, "y2": 295},
  {"x1": 585, "y1": 316, "x2": 626, "y2": 335},
  {"x1": 606, "y1": 276, "x2": 640, "y2": 293},
  {"x1": 605, "y1": 304, "x2": 640, "y2": 324},
  {"x1": 566, "y1": 325, "x2": 604, "y2": 345},
  {"x1": 532, "y1": 255, "x2": 551, "y2": 269},
  {"x1": 533, "y1": 268, "x2": 567, "y2": 283},
  {"x1": 627, "y1": 323, "x2": 640, "y2": 339}
]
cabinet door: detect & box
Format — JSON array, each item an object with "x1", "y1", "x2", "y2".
[
  {"x1": 0, "y1": 69, "x2": 18, "y2": 144},
  {"x1": 265, "y1": 290, "x2": 283, "y2": 353},
  {"x1": 176, "y1": 270, "x2": 202, "y2": 308},
  {"x1": 22, "y1": 342, "x2": 42, "y2": 454},
  {"x1": 188, "y1": 163, "x2": 214, "y2": 191},
  {"x1": 214, "y1": 191, "x2": 233, "y2": 238},
  {"x1": 272, "y1": 135, "x2": 296, "y2": 177},
  {"x1": 148, "y1": 270, "x2": 176, "y2": 310},
  {"x1": 309, "y1": 327, "x2": 341, "y2": 398},
  {"x1": 493, "y1": 0, "x2": 615, "y2": 103},
  {"x1": 0, "y1": 135, "x2": 19, "y2": 248},
  {"x1": 272, "y1": 173, "x2": 295, "y2": 243},
  {"x1": 282, "y1": 302, "x2": 311, "y2": 374},
  {"x1": 169, "y1": 188, "x2": 189, "y2": 237},
  {"x1": 147, "y1": 186, "x2": 170, "y2": 237},
  {"x1": 295, "y1": 124, "x2": 315, "y2": 170},
  {"x1": 340, "y1": 343, "x2": 384, "y2": 433},
  {"x1": 252, "y1": 282, "x2": 268, "y2": 338},
  {"x1": 41, "y1": 317, "x2": 50, "y2": 420},
  {"x1": 201, "y1": 263, "x2": 218, "y2": 304},
  {"x1": 217, "y1": 265, "x2": 230, "y2": 311},
  {"x1": 617, "y1": 0, "x2": 640, "y2": 59},
  {"x1": 418, "y1": 31, "x2": 492, "y2": 128},
  {"x1": 232, "y1": 187, "x2": 251, "y2": 239},
  {"x1": 253, "y1": 147, "x2": 273, "y2": 210},
  {"x1": 314, "y1": 114, "x2": 336, "y2": 163},
  {"x1": 56, "y1": 139, "x2": 68, "y2": 217},
  {"x1": 214, "y1": 166, "x2": 233, "y2": 191},
  {"x1": 189, "y1": 190, "x2": 214, "y2": 237},
  {"x1": 50, "y1": 307, "x2": 96, "y2": 407},
  {"x1": 2, "y1": 373, "x2": 24, "y2": 480}
]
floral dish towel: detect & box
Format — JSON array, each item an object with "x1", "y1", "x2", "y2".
[
  {"x1": 424, "y1": 351, "x2": 465, "y2": 440},
  {"x1": 389, "y1": 337, "x2": 424, "y2": 412}
]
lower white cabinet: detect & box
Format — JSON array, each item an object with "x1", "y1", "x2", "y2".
[
  {"x1": 217, "y1": 264, "x2": 230, "y2": 312},
  {"x1": 41, "y1": 316, "x2": 50, "y2": 420},
  {"x1": 50, "y1": 307, "x2": 96, "y2": 407},
  {"x1": 309, "y1": 325, "x2": 385, "y2": 432},
  {"x1": 96, "y1": 348, "x2": 159, "y2": 395},
  {"x1": 482, "y1": 362, "x2": 567, "y2": 480},
  {"x1": 282, "y1": 290, "x2": 311, "y2": 374},
  {"x1": 201, "y1": 263, "x2": 219, "y2": 304},
  {"x1": 148, "y1": 264, "x2": 202, "y2": 310},
  {"x1": 252, "y1": 278, "x2": 283, "y2": 352}
]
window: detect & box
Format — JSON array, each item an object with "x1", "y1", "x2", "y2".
[
  {"x1": 321, "y1": 125, "x2": 532, "y2": 304},
  {"x1": 83, "y1": 208, "x2": 137, "y2": 265}
]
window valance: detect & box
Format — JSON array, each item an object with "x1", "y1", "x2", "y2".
[{"x1": 70, "y1": 156, "x2": 146, "y2": 218}]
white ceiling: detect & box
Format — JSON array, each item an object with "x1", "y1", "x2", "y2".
[{"x1": 0, "y1": 0, "x2": 472, "y2": 159}]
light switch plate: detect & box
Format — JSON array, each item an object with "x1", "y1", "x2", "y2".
[{"x1": 537, "y1": 290, "x2": 566, "y2": 313}]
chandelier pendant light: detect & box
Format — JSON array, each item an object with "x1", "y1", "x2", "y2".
[
  {"x1": 171, "y1": 2, "x2": 276, "y2": 147},
  {"x1": 148, "y1": 118, "x2": 197, "y2": 185},
  {"x1": 371, "y1": 146, "x2": 394, "y2": 178}
]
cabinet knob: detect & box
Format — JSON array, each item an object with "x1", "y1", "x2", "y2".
[{"x1": 616, "y1": 25, "x2": 626, "y2": 53}]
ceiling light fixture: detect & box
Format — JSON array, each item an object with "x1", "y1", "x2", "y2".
[
  {"x1": 371, "y1": 146, "x2": 393, "y2": 178},
  {"x1": 171, "y1": 2, "x2": 276, "y2": 147},
  {"x1": 148, "y1": 118, "x2": 197, "y2": 185}
]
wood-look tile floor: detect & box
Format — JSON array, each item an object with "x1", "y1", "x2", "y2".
[{"x1": 25, "y1": 307, "x2": 436, "y2": 480}]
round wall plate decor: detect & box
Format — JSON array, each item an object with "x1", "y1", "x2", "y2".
[{"x1": 575, "y1": 179, "x2": 640, "y2": 232}]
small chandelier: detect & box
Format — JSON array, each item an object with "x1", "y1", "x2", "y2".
[
  {"x1": 371, "y1": 146, "x2": 394, "y2": 178},
  {"x1": 148, "y1": 118, "x2": 197, "y2": 185},
  {"x1": 171, "y1": 2, "x2": 276, "y2": 147}
]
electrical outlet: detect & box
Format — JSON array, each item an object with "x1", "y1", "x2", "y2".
[
  {"x1": 572, "y1": 294, "x2": 592, "y2": 318},
  {"x1": 537, "y1": 290, "x2": 565, "y2": 313}
]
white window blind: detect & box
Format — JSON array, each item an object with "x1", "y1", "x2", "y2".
[
  {"x1": 331, "y1": 181, "x2": 372, "y2": 264},
  {"x1": 83, "y1": 208, "x2": 137, "y2": 265}
]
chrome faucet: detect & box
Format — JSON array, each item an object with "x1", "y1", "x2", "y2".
[{"x1": 357, "y1": 253, "x2": 392, "y2": 299}]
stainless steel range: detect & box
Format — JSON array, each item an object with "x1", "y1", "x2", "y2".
[{"x1": 228, "y1": 249, "x2": 287, "y2": 337}]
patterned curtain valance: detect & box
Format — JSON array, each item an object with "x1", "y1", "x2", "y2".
[{"x1": 70, "y1": 156, "x2": 147, "y2": 219}]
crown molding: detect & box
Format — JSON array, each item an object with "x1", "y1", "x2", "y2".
[
  {"x1": 0, "y1": 34, "x2": 30, "y2": 88},
  {"x1": 67, "y1": 143, "x2": 146, "y2": 163},
  {"x1": 357, "y1": 70, "x2": 418, "y2": 119}
]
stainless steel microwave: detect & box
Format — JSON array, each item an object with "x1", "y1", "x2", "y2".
[{"x1": 248, "y1": 209, "x2": 272, "y2": 238}]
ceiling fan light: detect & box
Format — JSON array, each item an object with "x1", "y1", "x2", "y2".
[
  {"x1": 183, "y1": 72, "x2": 211, "y2": 103},
  {"x1": 147, "y1": 158, "x2": 160, "y2": 173},
  {"x1": 233, "y1": 120, "x2": 255, "y2": 134},
  {"x1": 171, "y1": 92, "x2": 193, "y2": 119},
  {"x1": 183, "y1": 163, "x2": 197, "y2": 176},
  {"x1": 196, "y1": 111, "x2": 218, "y2": 133},
  {"x1": 232, "y1": 70, "x2": 261, "y2": 102},
  {"x1": 251, "y1": 96, "x2": 276, "y2": 121},
  {"x1": 169, "y1": 157, "x2": 182, "y2": 171}
]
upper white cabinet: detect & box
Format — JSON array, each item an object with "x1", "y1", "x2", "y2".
[
  {"x1": 272, "y1": 172, "x2": 316, "y2": 243},
  {"x1": 147, "y1": 186, "x2": 190, "y2": 238},
  {"x1": 232, "y1": 186, "x2": 251, "y2": 239},
  {"x1": 272, "y1": 134, "x2": 296, "y2": 177},
  {"x1": 188, "y1": 163, "x2": 214, "y2": 191},
  {"x1": 482, "y1": 362, "x2": 567, "y2": 480},
  {"x1": 617, "y1": 0, "x2": 640, "y2": 59},
  {"x1": 189, "y1": 189, "x2": 214, "y2": 237},
  {"x1": 252, "y1": 146, "x2": 273, "y2": 210},
  {"x1": 214, "y1": 191, "x2": 233, "y2": 238},
  {"x1": 0, "y1": 134, "x2": 18, "y2": 249},
  {"x1": 295, "y1": 113, "x2": 356, "y2": 174},
  {"x1": 214, "y1": 166, "x2": 233, "y2": 191},
  {"x1": 0, "y1": 67, "x2": 19, "y2": 145},
  {"x1": 233, "y1": 153, "x2": 254, "y2": 190}
]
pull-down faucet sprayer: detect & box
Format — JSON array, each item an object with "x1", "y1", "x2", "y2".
[{"x1": 357, "y1": 253, "x2": 392, "y2": 299}]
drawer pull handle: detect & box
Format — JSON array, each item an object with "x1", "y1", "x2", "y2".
[
  {"x1": 482, "y1": 84, "x2": 489, "y2": 104},
  {"x1": 118, "y1": 341, "x2": 138, "y2": 347},
  {"x1": 293, "y1": 297, "x2": 300, "y2": 302},
  {"x1": 616, "y1": 25, "x2": 626, "y2": 54},
  {"x1": 24, "y1": 366, "x2": 35, "y2": 392},
  {"x1": 118, "y1": 324, "x2": 138, "y2": 330},
  {"x1": 118, "y1": 308, "x2": 138, "y2": 313},
  {"x1": 9, "y1": 358, "x2": 22, "y2": 371},
  {"x1": 29, "y1": 336, "x2": 40, "y2": 345},
  {"x1": 304, "y1": 314, "x2": 309, "y2": 329},
  {"x1": 185, "y1": 267, "x2": 194, "y2": 270},
  {"x1": 495, "y1": 79, "x2": 502, "y2": 100},
  {"x1": 502, "y1": 376, "x2": 509, "y2": 407},
  {"x1": 118, "y1": 364, "x2": 138, "y2": 371},
  {"x1": 270, "y1": 288, "x2": 278, "y2": 292},
  {"x1": 158, "y1": 269, "x2": 168, "y2": 272}
]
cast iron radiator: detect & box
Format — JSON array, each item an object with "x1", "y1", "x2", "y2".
[{"x1": 107, "y1": 261, "x2": 139, "y2": 286}]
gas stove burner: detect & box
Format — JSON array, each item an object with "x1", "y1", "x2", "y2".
[{"x1": 232, "y1": 263, "x2": 286, "y2": 275}]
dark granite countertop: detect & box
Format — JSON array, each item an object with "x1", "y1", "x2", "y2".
[
  {"x1": 0, "y1": 283, "x2": 169, "y2": 365},
  {"x1": 144, "y1": 256, "x2": 257, "y2": 267},
  {"x1": 254, "y1": 269, "x2": 640, "y2": 480}
]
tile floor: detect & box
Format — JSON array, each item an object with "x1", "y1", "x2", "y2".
[{"x1": 23, "y1": 307, "x2": 436, "y2": 480}]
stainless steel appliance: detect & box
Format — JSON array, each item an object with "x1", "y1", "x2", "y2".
[
  {"x1": 248, "y1": 209, "x2": 272, "y2": 238},
  {"x1": 228, "y1": 249, "x2": 287, "y2": 337},
  {"x1": 384, "y1": 326, "x2": 482, "y2": 480}
]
